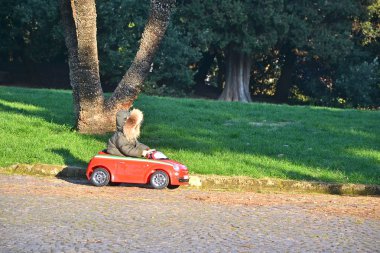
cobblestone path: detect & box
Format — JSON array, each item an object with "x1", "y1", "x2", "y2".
[{"x1": 0, "y1": 174, "x2": 379, "y2": 252}]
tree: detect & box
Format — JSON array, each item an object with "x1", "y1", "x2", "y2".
[
  {"x1": 360, "y1": 0, "x2": 380, "y2": 49},
  {"x1": 60, "y1": 0, "x2": 175, "y2": 134},
  {"x1": 178, "y1": 0, "x2": 286, "y2": 102},
  {"x1": 0, "y1": 0, "x2": 64, "y2": 64},
  {"x1": 274, "y1": 0, "x2": 360, "y2": 103}
]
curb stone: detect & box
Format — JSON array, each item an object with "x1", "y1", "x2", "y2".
[
  {"x1": 193, "y1": 174, "x2": 380, "y2": 195},
  {"x1": 2, "y1": 164, "x2": 86, "y2": 178},
  {"x1": 2, "y1": 163, "x2": 379, "y2": 196}
]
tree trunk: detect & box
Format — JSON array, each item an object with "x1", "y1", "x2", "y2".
[
  {"x1": 60, "y1": 0, "x2": 175, "y2": 134},
  {"x1": 60, "y1": 0, "x2": 106, "y2": 133},
  {"x1": 215, "y1": 51, "x2": 225, "y2": 90},
  {"x1": 219, "y1": 47, "x2": 252, "y2": 102},
  {"x1": 274, "y1": 45, "x2": 297, "y2": 103}
]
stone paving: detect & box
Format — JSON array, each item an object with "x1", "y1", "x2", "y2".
[{"x1": 0, "y1": 174, "x2": 379, "y2": 252}]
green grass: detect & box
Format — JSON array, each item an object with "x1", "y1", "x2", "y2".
[{"x1": 0, "y1": 86, "x2": 379, "y2": 185}]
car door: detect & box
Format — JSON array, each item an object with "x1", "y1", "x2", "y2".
[{"x1": 116, "y1": 159, "x2": 147, "y2": 183}]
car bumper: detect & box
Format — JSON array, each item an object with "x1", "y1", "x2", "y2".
[
  {"x1": 171, "y1": 173, "x2": 189, "y2": 185},
  {"x1": 179, "y1": 178, "x2": 189, "y2": 183}
]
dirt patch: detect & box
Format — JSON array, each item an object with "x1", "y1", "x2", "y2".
[
  {"x1": 248, "y1": 121, "x2": 293, "y2": 127},
  {"x1": 2, "y1": 164, "x2": 379, "y2": 195},
  {"x1": 1, "y1": 174, "x2": 379, "y2": 220},
  {"x1": 186, "y1": 191, "x2": 380, "y2": 220},
  {"x1": 223, "y1": 120, "x2": 293, "y2": 128}
]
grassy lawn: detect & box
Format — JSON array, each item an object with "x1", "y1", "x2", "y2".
[{"x1": 0, "y1": 86, "x2": 379, "y2": 185}]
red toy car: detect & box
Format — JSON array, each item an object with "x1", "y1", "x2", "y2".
[{"x1": 86, "y1": 150, "x2": 189, "y2": 189}]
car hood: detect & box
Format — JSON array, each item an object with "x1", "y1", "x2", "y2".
[{"x1": 159, "y1": 159, "x2": 187, "y2": 169}]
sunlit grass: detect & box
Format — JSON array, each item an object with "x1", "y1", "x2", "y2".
[
  {"x1": 347, "y1": 148, "x2": 380, "y2": 162},
  {"x1": 0, "y1": 99, "x2": 44, "y2": 112},
  {"x1": 0, "y1": 86, "x2": 379, "y2": 184}
]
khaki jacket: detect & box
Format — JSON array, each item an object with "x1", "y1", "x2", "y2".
[{"x1": 107, "y1": 110, "x2": 149, "y2": 157}]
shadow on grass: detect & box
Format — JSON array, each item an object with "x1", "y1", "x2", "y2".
[
  {"x1": 139, "y1": 103, "x2": 379, "y2": 185},
  {"x1": 238, "y1": 157, "x2": 340, "y2": 183},
  {"x1": 0, "y1": 86, "x2": 74, "y2": 126},
  {"x1": 50, "y1": 148, "x2": 87, "y2": 167}
]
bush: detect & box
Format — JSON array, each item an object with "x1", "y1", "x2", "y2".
[
  {"x1": 145, "y1": 25, "x2": 201, "y2": 94},
  {"x1": 0, "y1": 0, "x2": 64, "y2": 63},
  {"x1": 335, "y1": 58, "x2": 380, "y2": 108}
]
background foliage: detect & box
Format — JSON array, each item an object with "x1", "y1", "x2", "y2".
[{"x1": 0, "y1": 0, "x2": 379, "y2": 108}]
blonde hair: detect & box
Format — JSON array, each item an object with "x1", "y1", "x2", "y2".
[{"x1": 123, "y1": 109, "x2": 143, "y2": 142}]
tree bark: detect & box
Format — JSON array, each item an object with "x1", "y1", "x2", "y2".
[
  {"x1": 219, "y1": 46, "x2": 252, "y2": 102},
  {"x1": 60, "y1": 0, "x2": 175, "y2": 134},
  {"x1": 60, "y1": 0, "x2": 106, "y2": 133},
  {"x1": 274, "y1": 45, "x2": 297, "y2": 103},
  {"x1": 215, "y1": 51, "x2": 225, "y2": 90}
]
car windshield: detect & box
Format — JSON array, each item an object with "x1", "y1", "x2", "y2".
[{"x1": 154, "y1": 152, "x2": 168, "y2": 160}]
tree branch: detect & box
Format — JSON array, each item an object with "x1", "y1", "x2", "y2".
[{"x1": 106, "y1": 0, "x2": 176, "y2": 110}]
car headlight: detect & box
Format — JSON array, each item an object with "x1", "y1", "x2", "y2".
[{"x1": 173, "y1": 164, "x2": 180, "y2": 171}]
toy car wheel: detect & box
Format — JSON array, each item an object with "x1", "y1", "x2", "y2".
[
  {"x1": 150, "y1": 171, "x2": 169, "y2": 189},
  {"x1": 90, "y1": 168, "x2": 110, "y2": 187}
]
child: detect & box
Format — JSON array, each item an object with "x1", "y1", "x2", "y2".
[{"x1": 107, "y1": 109, "x2": 154, "y2": 157}]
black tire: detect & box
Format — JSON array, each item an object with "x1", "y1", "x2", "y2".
[
  {"x1": 90, "y1": 168, "x2": 110, "y2": 187},
  {"x1": 150, "y1": 171, "x2": 169, "y2": 189},
  {"x1": 167, "y1": 185, "x2": 180, "y2": 190}
]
